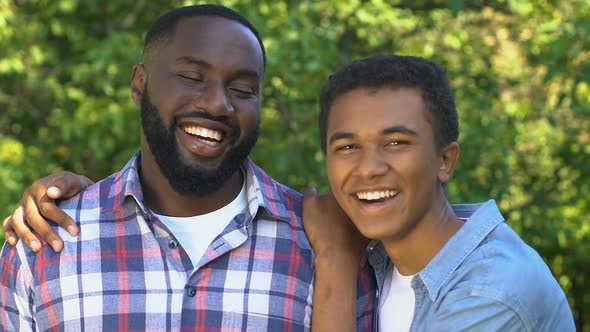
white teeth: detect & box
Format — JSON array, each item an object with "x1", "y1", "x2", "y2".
[
  {"x1": 183, "y1": 126, "x2": 223, "y2": 141},
  {"x1": 201, "y1": 140, "x2": 218, "y2": 146},
  {"x1": 356, "y1": 190, "x2": 398, "y2": 201}
]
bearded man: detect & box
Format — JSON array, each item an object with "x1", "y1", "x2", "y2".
[{"x1": 0, "y1": 5, "x2": 375, "y2": 331}]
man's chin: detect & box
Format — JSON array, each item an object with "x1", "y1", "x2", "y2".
[
  {"x1": 165, "y1": 173, "x2": 226, "y2": 197},
  {"x1": 179, "y1": 153, "x2": 227, "y2": 170},
  {"x1": 162, "y1": 157, "x2": 243, "y2": 197}
]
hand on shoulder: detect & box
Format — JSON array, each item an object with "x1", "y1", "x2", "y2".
[{"x1": 2, "y1": 171, "x2": 93, "y2": 252}]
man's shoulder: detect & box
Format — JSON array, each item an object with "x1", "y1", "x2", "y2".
[
  {"x1": 246, "y1": 160, "x2": 303, "y2": 203},
  {"x1": 52, "y1": 169, "x2": 133, "y2": 232},
  {"x1": 255, "y1": 173, "x2": 304, "y2": 225},
  {"x1": 56, "y1": 171, "x2": 120, "y2": 210},
  {"x1": 56, "y1": 154, "x2": 140, "y2": 211},
  {"x1": 269, "y1": 178, "x2": 303, "y2": 203}
]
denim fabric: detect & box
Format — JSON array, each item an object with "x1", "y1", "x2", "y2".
[{"x1": 369, "y1": 200, "x2": 575, "y2": 331}]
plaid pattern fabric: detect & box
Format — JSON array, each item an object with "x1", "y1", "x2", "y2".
[{"x1": 1, "y1": 153, "x2": 375, "y2": 331}]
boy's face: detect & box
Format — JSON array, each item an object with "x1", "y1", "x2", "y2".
[{"x1": 325, "y1": 87, "x2": 453, "y2": 242}]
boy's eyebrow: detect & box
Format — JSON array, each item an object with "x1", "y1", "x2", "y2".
[
  {"x1": 381, "y1": 125, "x2": 418, "y2": 136},
  {"x1": 328, "y1": 125, "x2": 419, "y2": 146},
  {"x1": 328, "y1": 126, "x2": 418, "y2": 145},
  {"x1": 328, "y1": 132, "x2": 355, "y2": 146}
]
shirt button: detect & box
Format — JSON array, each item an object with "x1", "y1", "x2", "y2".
[
  {"x1": 168, "y1": 239, "x2": 179, "y2": 249},
  {"x1": 187, "y1": 287, "x2": 196, "y2": 297}
]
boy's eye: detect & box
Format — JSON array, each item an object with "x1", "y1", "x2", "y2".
[
  {"x1": 386, "y1": 140, "x2": 408, "y2": 147},
  {"x1": 335, "y1": 144, "x2": 358, "y2": 151}
]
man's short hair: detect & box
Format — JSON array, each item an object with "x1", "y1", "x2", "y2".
[
  {"x1": 319, "y1": 54, "x2": 458, "y2": 153},
  {"x1": 143, "y1": 4, "x2": 266, "y2": 68}
]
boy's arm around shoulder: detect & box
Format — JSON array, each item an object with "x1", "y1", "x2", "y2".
[{"x1": 303, "y1": 189, "x2": 372, "y2": 332}]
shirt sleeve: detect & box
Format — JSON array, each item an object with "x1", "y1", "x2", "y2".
[{"x1": 0, "y1": 242, "x2": 35, "y2": 331}]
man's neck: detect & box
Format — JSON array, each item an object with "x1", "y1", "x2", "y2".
[
  {"x1": 139, "y1": 150, "x2": 244, "y2": 217},
  {"x1": 383, "y1": 199, "x2": 463, "y2": 276}
]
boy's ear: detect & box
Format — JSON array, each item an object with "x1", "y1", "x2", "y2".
[
  {"x1": 437, "y1": 142, "x2": 460, "y2": 184},
  {"x1": 130, "y1": 64, "x2": 146, "y2": 106}
]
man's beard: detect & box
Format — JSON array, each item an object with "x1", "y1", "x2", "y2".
[{"x1": 140, "y1": 89, "x2": 259, "y2": 197}]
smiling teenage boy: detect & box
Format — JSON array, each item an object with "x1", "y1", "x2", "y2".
[{"x1": 304, "y1": 54, "x2": 575, "y2": 331}]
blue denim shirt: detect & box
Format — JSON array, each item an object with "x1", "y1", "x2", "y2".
[{"x1": 369, "y1": 200, "x2": 575, "y2": 331}]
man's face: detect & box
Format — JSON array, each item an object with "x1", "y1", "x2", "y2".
[
  {"x1": 135, "y1": 16, "x2": 264, "y2": 196},
  {"x1": 325, "y1": 87, "x2": 448, "y2": 242}
]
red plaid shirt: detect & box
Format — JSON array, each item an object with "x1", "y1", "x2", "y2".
[{"x1": 1, "y1": 153, "x2": 375, "y2": 331}]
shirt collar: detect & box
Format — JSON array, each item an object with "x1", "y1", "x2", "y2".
[
  {"x1": 368, "y1": 200, "x2": 504, "y2": 301},
  {"x1": 108, "y1": 152, "x2": 291, "y2": 223},
  {"x1": 103, "y1": 152, "x2": 146, "y2": 215},
  {"x1": 419, "y1": 200, "x2": 504, "y2": 301},
  {"x1": 242, "y1": 158, "x2": 292, "y2": 223}
]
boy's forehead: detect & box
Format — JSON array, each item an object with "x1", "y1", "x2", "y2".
[
  {"x1": 326, "y1": 87, "x2": 438, "y2": 140},
  {"x1": 329, "y1": 87, "x2": 427, "y2": 122}
]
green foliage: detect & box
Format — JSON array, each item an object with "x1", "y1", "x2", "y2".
[{"x1": 0, "y1": 0, "x2": 588, "y2": 329}]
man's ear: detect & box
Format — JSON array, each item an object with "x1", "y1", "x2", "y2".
[
  {"x1": 437, "y1": 142, "x2": 460, "y2": 184},
  {"x1": 130, "y1": 64, "x2": 146, "y2": 106}
]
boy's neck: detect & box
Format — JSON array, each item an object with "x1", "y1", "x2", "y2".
[{"x1": 383, "y1": 199, "x2": 463, "y2": 276}]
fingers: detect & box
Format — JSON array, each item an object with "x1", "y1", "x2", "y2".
[
  {"x1": 9, "y1": 171, "x2": 91, "y2": 253},
  {"x1": 2, "y1": 215, "x2": 18, "y2": 247},
  {"x1": 302, "y1": 187, "x2": 321, "y2": 219},
  {"x1": 29, "y1": 172, "x2": 86, "y2": 237},
  {"x1": 302, "y1": 187, "x2": 318, "y2": 218},
  {"x1": 21, "y1": 191, "x2": 68, "y2": 252},
  {"x1": 7, "y1": 205, "x2": 42, "y2": 252},
  {"x1": 44, "y1": 172, "x2": 94, "y2": 200},
  {"x1": 303, "y1": 187, "x2": 318, "y2": 197},
  {"x1": 303, "y1": 189, "x2": 338, "y2": 212},
  {"x1": 2, "y1": 171, "x2": 90, "y2": 253}
]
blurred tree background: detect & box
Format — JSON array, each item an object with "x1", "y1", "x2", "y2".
[{"x1": 0, "y1": 0, "x2": 588, "y2": 329}]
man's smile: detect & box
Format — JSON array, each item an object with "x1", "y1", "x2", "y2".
[
  {"x1": 174, "y1": 116, "x2": 237, "y2": 158},
  {"x1": 182, "y1": 124, "x2": 224, "y2": 145}
]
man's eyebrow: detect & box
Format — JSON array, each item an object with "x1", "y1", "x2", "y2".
[
  {"x1": 174, "y1": 56, "x2": 261, "y2": 81},
  {"x1": 231, "y1": 69, "x2": 261, "y2": 81},
  {"x1": 381, "y1": 125, "x2": 418, "y2": 136},
  {"x1": 175, "y1": 56, "x2": 211, "y2": 68},
  {"x1": 328, "y1": 132, "x2": 355, "y2": 145}
]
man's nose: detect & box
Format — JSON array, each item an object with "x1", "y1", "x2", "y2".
[{"x1": 194, "y1": 82, "x2": 233, "y2": 116}]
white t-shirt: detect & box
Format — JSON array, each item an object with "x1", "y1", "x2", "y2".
[
  {"x1": 379, "y1": 264, "x2": 416, "y2": 332},
  {"x1": 155, "y1": 179, "x2": 248, "y2": 266}
]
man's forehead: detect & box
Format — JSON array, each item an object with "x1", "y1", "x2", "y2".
[
  {"x1": 174, "y1": 16, "x2": 260, "y2": 50},
  {"x1": 163, "y1": 16, "x2": 263, "y2": 71}
]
